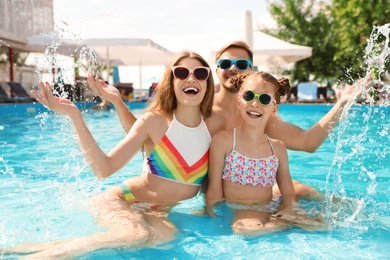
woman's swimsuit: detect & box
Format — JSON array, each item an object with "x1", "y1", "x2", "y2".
[
  {"x1": 222, "y1": 128, "x2": 279, "y2": 187},
  {"x1": 119, "y1": 113, "x2": 212, "y2": 205},
  {"x1": 222, "y1": 128, "x2": 280, "y2": 212},
  {"x1": 117, "y1": 182, "x2": 136, "y2": 203},
  {"x1": 143, "y1": 113, "x2": 211, "y2": 186}
]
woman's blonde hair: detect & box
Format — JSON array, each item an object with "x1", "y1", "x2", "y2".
[{"x1": 146, "y1": 51, "x2": 215, "y2": 117}]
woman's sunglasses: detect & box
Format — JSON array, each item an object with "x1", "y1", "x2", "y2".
[
  {"x1": 241, "y1": 90, "x2": 276, "y2": 106},
  {"x1": 216, "y1": 59, "x2": 253, "y2": 70},
  {"x1": 172, "y1": 66, "x2": 210, "y2": 81}
]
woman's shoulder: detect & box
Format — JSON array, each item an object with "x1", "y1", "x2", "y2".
[{"x1": 138, "y1": 111, "x2": 171, "y2": 126}]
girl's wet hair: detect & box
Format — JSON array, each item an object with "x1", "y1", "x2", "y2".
[
  {"x1": 146, "y1": 51, "x2": 214, "y2": 117},
  {"x1": 231, "y1": 71, "x2": 291, "y2": 104}
]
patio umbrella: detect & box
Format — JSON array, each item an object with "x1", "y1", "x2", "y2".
[
  {"x1": 250, "y1": 31, "x2": 312, "y2": 66},
  {"x1": 26, "y1": 31, "x2": 87, "y2": 57},
  {"x1": 208, "y1": 31, "x2": 312, "y2": 67},
  {"x1": 208, "y1": 10, "x2": 312, "y2": 67},
  {"x1": 0, "y1": 36, "x2": 45, "y2": 82},
  {"x1": 26, "y1": 31, "x2": 97, "y2": 83},
  {"x1": 74, "y1": 15, "x2": 173, "y2": 96}
]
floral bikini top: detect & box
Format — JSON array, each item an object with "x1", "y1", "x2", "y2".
[{"x1": 222, "y1": 129, "x2": 279, "y2": 187}]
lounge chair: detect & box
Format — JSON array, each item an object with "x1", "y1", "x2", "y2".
[
  {"x1": 287, "y1": 86, "x2": 298, "y2": 102},
  {"x1": 0, "y1": 83, "x2": 13, "y2": 103},
  {"x1": 297, "y1": 82, "x2": 326, "y2": 103},
  {"x1": 0, "y1": 82, "x2": 28, "y2": 103},
  {"x1": 7, "y1": 82, "x2": 35, "y2": 102}
]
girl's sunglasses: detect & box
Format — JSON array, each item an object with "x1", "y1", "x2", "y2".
[
  {"x1": 216, "y1": 59, "x2": 253, "y2": 70},
  {"x1": 242, "y1": 90, "x2": 276, "y2": 106},
  {"x1": 172, "y1": 66, "x2": 210, "y2": 81}
]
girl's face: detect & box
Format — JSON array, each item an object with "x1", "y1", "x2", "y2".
[
  {"x1": 172, "y1": 57, "x2": 209, "y2": 107},
  {"x1": 238, "y1": 77, "x2": 278, "y2": 126}
]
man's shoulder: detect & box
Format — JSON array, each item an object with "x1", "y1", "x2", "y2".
[
  {"x1": 212, "y1": 104, "x2": 224, "y2": 113},
  {"x1": 206, "y1": 111, "x2": 227, "y2": 135}
]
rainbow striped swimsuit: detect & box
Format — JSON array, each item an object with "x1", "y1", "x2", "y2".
[{"x1": 143, "y1": 114, "x2": 211, "y2": 186}]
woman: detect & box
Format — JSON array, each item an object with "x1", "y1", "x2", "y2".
[
  {"x1": 3, "y1": 51, "x2": 223, "y2": 258},
  {"x1": 206, "y1": 72, "x2": 326, "y2": 236}
]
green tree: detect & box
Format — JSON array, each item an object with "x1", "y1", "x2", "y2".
[
  {"x1": 332, "y1": 0, "x2": 390, "y2": 82},
  {"x1": 265, "y1": 0, "x2": 336, "y2": 84},
  {"x1": 265, "y1": 0, "x2": 390, "y2": 84}
]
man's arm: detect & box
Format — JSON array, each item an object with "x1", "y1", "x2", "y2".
[
  {"x1": 266, "y1": 76, "x2": 371, "y2": 152},
  {"x1": 266, "y1": 101, "x2": 346, "y2": 152}
]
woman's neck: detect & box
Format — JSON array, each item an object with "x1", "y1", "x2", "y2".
[{"x1": 174, "y1": 105, "x2": 202, "y2": 127}]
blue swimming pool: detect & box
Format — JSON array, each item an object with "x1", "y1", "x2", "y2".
[{"x1": 0, "y1": 103, "x2": 389, "y2": 259}]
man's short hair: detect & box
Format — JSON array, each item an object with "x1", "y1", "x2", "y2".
[{"x1": 215, "y1": 41, "x2": 253, "y2": 63}]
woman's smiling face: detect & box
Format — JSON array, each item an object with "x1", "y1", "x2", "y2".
[{"x1": 172, "y1": 57, "x2": 209, "y2": 107}]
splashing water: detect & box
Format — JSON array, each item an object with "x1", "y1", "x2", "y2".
[
  {"x1": 32, "y1": 26, "x2": 101, "y2": 100},
  {"x1": 2, "y1": 19, "x2": 390, "y2": 258},
  {"x1": 325, "y1": 24, "x2": 390, "y2": 228}
]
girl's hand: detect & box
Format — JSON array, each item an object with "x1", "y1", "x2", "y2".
[
  {"x1": 271, "y1": 208, "x2": 328, "y2": 231},
  {"x1": 205, "y1": 204, "x2": 217, "y2": 218},
  {"x1": 31, "y1": 82, "x2": 79, "y2": 117}
]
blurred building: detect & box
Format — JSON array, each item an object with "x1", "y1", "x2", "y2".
[
  {"x1": 0, "y1": 0, "x2": 53, "y2": 43},
  {"x1": 0, "y1": 0, "x2": 54, "y2": 87}
]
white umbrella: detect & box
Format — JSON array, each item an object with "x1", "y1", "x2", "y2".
[
  {"x1": 73, "y1": 15, "x2": 173, "y2": 96},
  {"x1": 26, "y1": 31, "x2": 87, "y2": 57},
  {"x1": 250, "y1": 31, "x2": 312, "y2": 66},
  {"x1": 209, "y1": 11, "x2": 312, "y2": 67},
  {"x1": 26, "y1": 31, "x2": 98, "y2": 83},
  {"x1": 209, "y1": 30, "x2": 312, "y2": 67}
]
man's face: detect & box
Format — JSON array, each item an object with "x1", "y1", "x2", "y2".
[{"x1": 216, "y1": 47, "x2": 252, "y2": 93}]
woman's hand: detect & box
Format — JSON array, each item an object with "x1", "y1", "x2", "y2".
[
  {"x1": 87, "y1": 74, "x2": 121, "y2": 104},
  {"x1": 31, "y1": 82, "x2": 79, "y2": 117}
]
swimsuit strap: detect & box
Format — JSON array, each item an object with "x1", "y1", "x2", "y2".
[
  {"x1": 118, "y1": 182, "x2": 136, "y2": 203},
  {"x1": 232, "y1": 128, "x2": 237, "y2": 150},
  {"x1": 266, "y1": 135, "x2": 275, "y2": 155}
]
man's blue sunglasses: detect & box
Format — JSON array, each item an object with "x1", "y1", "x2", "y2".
[{"x1": 216, "y1": 59, "x2": 253, "y2": 70}]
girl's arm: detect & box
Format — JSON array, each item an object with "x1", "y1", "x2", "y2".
[
  {"x1": 273, "y1": 140, "x2": 327, "y2": 230},
  {"x1": 32, "y1": 82, "x2": 149, "y2": 179},
  {"x1": 273, "y1": 140, "x2": 297, "y2": 208},
  {"x1": 205, "y1": 131, "x2": 229, "y2": 216}
]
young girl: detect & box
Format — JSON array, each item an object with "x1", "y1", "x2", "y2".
[
  {"x1": 206, "y1": 72, "x2": 326, "y2": 236},
  {"x1": 3, "y1": 51, "x2": 223, "y2": 258}
]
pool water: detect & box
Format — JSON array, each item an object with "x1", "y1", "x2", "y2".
[{"x1": 0, "y1": 103, "x2": 389, "y2": 259}]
